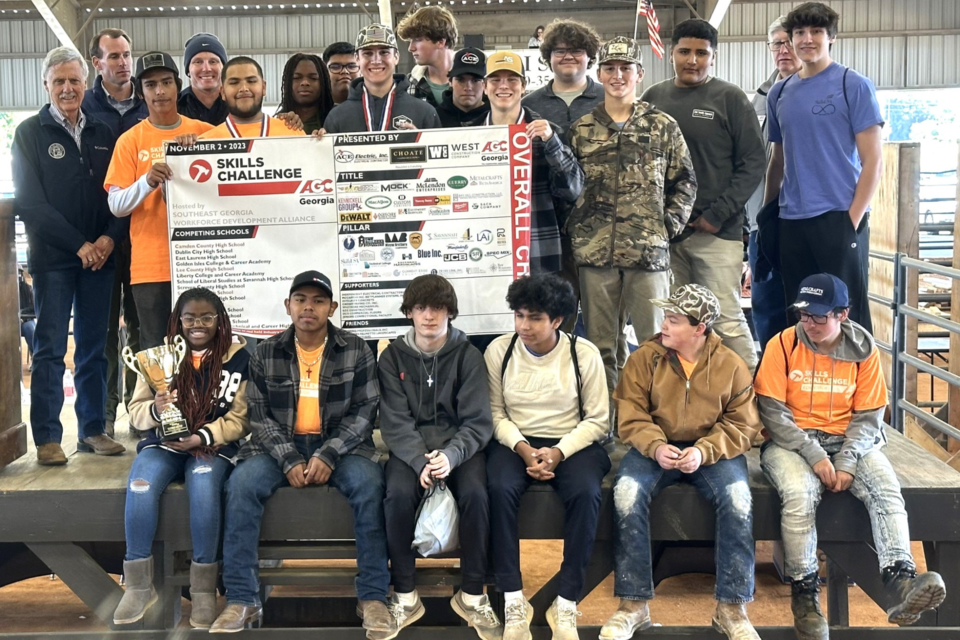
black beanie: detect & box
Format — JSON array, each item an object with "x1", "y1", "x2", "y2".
[{"x1": 183, "y1": 33, "x2": 227, "y2": 73}]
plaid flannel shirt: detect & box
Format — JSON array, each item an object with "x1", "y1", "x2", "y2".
[{"x1": 239, "y1": 322, "x2": 380, "y2": 473}]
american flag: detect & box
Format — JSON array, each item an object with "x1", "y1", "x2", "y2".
[{"x1": 638, "y1": 0, "x2": 665, "y2": 59}]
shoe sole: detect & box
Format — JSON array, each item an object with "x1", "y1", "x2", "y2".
[
  {"x1": 208, "y1": 610, "x2": 263, "y2": 634},
  {"x1": 598, "y1": 618, "x2": 653, "y2": 640},
  {"x1": 450, "y1": 595, "x2": 500, "y2": 640},
  {"x1": 112, "y1": 592, "x2": 159, "y2": 626},
  {"x1": 76, "y1": 441, "x2": 125, "y2": 455},
  {"x1": 37, "y1": 458, "x2": 67, "y2": 466},
  {"x1": 887, "y1": 580, "x2": 947, "y2": 626}
]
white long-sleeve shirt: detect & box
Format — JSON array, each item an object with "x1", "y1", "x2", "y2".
[{"x1": 108, "y1": 174, "x2": 156, "y2": 217}]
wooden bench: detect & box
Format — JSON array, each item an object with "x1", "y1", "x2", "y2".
[{"x1": 1, "y1": 428, "x2": 960, "y2": 638}]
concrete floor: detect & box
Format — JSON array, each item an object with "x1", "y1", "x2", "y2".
[{"x1": 0, "y1": 351, "x2": 915, "y2": 633}]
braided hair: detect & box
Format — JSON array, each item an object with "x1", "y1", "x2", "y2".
[
  {"x1": 276, "y1": 53, "x2": 335, "y2": 125},
  {"x1": 165, "y1": 287, "x2": 233, "y2": 434}
]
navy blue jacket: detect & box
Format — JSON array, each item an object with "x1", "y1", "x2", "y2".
[
  {"x1": 82, "y1": 76, "x2": 148, "y2": 138},
  {"x1": 12, "y1": 106, "x2": 126, "y2": 274}
]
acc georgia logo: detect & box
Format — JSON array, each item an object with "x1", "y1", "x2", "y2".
[
  {"x1": 48, "y1": 143, "x2": 66, "y2": 159},
  {"x1": 392, "y1": 115, "x2": 413, "y2": 130}
]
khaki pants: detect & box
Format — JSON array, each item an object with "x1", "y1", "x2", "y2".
[
  {"x1": 579, "y1": 266, "x2": 670, "y2": 395},
  {"x1": 670, "y1": 232, "x2": 758, "y2": 370}
]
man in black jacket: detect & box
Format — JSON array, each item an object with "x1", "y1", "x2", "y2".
[
  {"x1": 324, "y1": 24, "x2": 441, "y2": 133},
  {"x1": 435, "y1": 48, "x2": 490, "y2": 127},
  {"x1": 379, "y1": 275, "x2": 501, "y2": 639},
  {"x1": 82, "y1": 27, "x2": 144, "y2": 436},
  {"x1": 177, "y1": 32, "x2": 229, "y2": 125},
  {"x1": 12, "y1": 47, "x2": 127, "y2": 465}
]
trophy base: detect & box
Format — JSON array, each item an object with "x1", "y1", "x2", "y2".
[{"x1": 158, "y1": 419, "x2": 191, "y2": 442}]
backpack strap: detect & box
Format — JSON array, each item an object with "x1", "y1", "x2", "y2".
[
  {"x1": 567, "y1": 333, "x2": 585, "y2": 421},
  {"x1": 842, "y1": 67, "x2": 850, "y2": 112},
  {"x1": 500, "y1": 333, "x2": 521, "y2": 384}
]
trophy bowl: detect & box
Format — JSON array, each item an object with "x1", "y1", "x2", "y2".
[{"x1": 122, "y1": 336, "x2": 191, "y2": 441}]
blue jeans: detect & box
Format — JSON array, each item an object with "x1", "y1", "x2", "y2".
[
  {"x1": 221, "y1": 436, "x2": 389, "y2": 606},
  {"x1": 21, "y1": 319, "x2": 36, "y2": 356},
  {"x1": 31, "y1": 266, "x2": 115, "y2": 444},
  {"x1": 124, "y1": 446, "x2": 232, "y2": 563},
  {"x1": 761, "y1": 438, "x2": 913, "y2": 579},
  {"x1": 747, "y1": 230, "x2": 789, "y2": 349},
  {"x1": 613, "y1": 447, "x2": 755, "y2": 603}
]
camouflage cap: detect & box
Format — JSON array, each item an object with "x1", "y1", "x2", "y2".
[
  {"x1": 598, "y1": 36, "x2": 643, "y2": 66},
  {"x1": 356, "y1": 24, "x2": 398, "y2": 50},
  {"x1": 651, "y1": 284, "x2": 721, "y2": 327}
]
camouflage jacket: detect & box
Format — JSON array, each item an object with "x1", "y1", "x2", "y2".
[{"x1": 566, "y1": 100, "x2": 696, "y2": 271}]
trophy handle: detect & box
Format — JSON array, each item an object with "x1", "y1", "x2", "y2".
[
  {"x1": 121, "y1": 346, "x2": 147, "y2": 383},
  {"x1": 170, "y1": 334, "x2": 188, "y2": 367}
]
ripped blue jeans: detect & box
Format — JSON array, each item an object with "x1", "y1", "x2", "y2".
[
  {"x1": 124, "y1": 446, "x2": 232, "y2": 563},
  {"x1": 613, "y1": 446, "x2": 755, "y2": 603},
  {"x1": 761, "y1": 438, "x2": 914, "y2": 579}
]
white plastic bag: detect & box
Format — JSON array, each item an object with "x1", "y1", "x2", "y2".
[{"x1": 412, "y1": 481, "x2": 460, "y2": 557}]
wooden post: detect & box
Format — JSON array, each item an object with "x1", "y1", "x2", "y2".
[
  {"x1": 0, "y1": 199, "x2": 27, "y2": 471},
  {"x1": 868, "y1": 142, "x2": 920, "y2": 407}
]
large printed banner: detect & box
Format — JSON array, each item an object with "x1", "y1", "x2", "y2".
[{"x1": 165, "y1": 126, "x2": 533, "y2": 339}]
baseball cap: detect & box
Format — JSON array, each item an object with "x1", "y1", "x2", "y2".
[
  {"x1": 289, "y1": 271, "x2": 334, "y2": 297},
  {"x1": 651, "y1": 284, "x2": 721, "y2": 327},
  {"x1": 356, "y1": 24, "x2": 398, "y2": 50},
  {"x1": 485, "y1": 51, "x2": 525, "y2": 78},
  {"x1": 136, "y1": 51, "x2": 180, "y2": 79},
  {"x1": 449, "y1": 47, "x2": 486, "y2": 79},
  {"x1": 598, "y1": 36, "x2": 643, "y2": 66},
  {"x1": 792, "y1": 273, "x2": 849, "y2": 316}
]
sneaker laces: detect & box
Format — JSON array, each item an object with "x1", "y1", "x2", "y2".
[
  {"x1": 504, "y1": 601, "x2": 527, "y2": 626},
  {"x1": 556, "y1": 605, "x2": 581, "y2": 629},
  {"x1": 472, "y1": 599, "x2": 500, "y2": 627},
  {"x1": 388, "y1": 600, "x2": 408, "y2": 626}
]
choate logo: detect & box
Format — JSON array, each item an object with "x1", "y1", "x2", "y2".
[
  {"x1": 189, "y1": 159, "x2": 213, "y2": 182},
  {"x1": 390, "y1": 147, "x2": 427, "y2": 164},
  {"x1": 447, "y1": 175, "x2": 468, "y2": 189},
  {"x1": 365, "y1": 196, "x2": 391, "y2": 209}
]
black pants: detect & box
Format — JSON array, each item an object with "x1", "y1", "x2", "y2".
[
  {"x1": 486, "y1": 438, "x2": 610, "y2": 601},
  {"x1": 384, "y1": 452, "x2": 489, "y2": 595},
  {"x1": 105, "y1": 238, "x2": 139, "y2": 422},
  {"x1": 132, "y1": 282, "x2": 173, "y2": 350},
  {"x1": 779, "y1": 210, "x2": 872, "y2": 332}
]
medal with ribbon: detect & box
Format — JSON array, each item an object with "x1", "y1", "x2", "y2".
[
  {"x1": 224, "y1": 114, "x2": 270, "y2": 138},
  {"x1": 362, "y1": 84, "x2": 396, "y2": 131}
]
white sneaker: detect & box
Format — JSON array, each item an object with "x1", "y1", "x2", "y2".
[
  {"x1": 450, "y1": 591, "x2": 503, "y2": 640},
  {"x1": 546, "y1": 598, "x2": 581, "y2": 640},
  {"x1": 388, "y1": 592, "x2": 425, "y2": 633},
  {"x1": 599, "y1": 602, "x2": 652, "y2": 640},
  {"x1": 503, "y1": 597, "x2": 534, "y2": 640},
  {"x1": 712, "y1": 602, "x2": 760, "y2": 640}
]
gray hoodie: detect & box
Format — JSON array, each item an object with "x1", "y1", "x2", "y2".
[
  {"x1": 758, "y1": 319, "x2": 885, "y2": 476},
  {"x1": 377, "y1": 327, "x2": 493, "y2": 474}
]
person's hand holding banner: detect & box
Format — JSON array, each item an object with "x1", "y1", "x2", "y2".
[{"x1": 526, "y1": 119, "x2": 554, "y2": 142}]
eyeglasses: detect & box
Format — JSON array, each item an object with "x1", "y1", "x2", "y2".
[
  {"x1": 768, "y1": 39, "x2": 794, "y2": 51},
  {"x1": 797, "y1": 311, "x2": 830, "y2": 325},
  {"x1": 328, "y1": 62, "x2": 360, "y2": 73},
  {"x1": 181, "y1": 314, "x2": 218, "y2": 328},
  {"x1": 551, "y1": 48, "x2": 587, "y2": 59}
]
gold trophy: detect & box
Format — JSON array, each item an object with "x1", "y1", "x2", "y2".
[{"x1": 122, "y1": 336, "x2": 190, "y2": 441}]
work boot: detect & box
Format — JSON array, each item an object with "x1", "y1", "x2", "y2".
[
  {"x1": 450, "y1": 591, "x2": 502, "y2": 640},
  {"x1": 503, "y1": 597, "x2": 534, "y2": 640},
  {"x1": 188, "y1": 561, "x2": 220, "y2": 628},
  {"x1": 712, "y1": 602, "x2": 760, "y2": 640},
  {"x1": 882, "y1": 561, "x2": 946, "y2": 626},
  {"x1": 546, "y1": 597, "x2": 582, "y2": 640},
  {"x1": 600, "y1": 599, "x2": 652, "y2": 640},
  {"x1": 388, "y1": 591, "x2": 425, "y2": 631},
  {"x1": 209, "y1": 603, "x2": 263, "y2": 633},
  {"x1": 790, "y1": 573, "x2": 828, "y2": 640},
  {"x1": 113, "y1": 557, "x2": 159, "y2": 625},
  {"x1": 77, "y1": 433, "x2": 125, "y2": 455},
  {"x1": 358, "y1": 599, "x2": 399, "y2": 640},
  {"x1": 36, "y1": 443, "x2": 67, "y2": 466}
]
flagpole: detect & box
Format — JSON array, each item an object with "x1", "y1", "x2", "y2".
[{"x1": 634, "y1": 0, "x2": 641, "y2": 40}]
